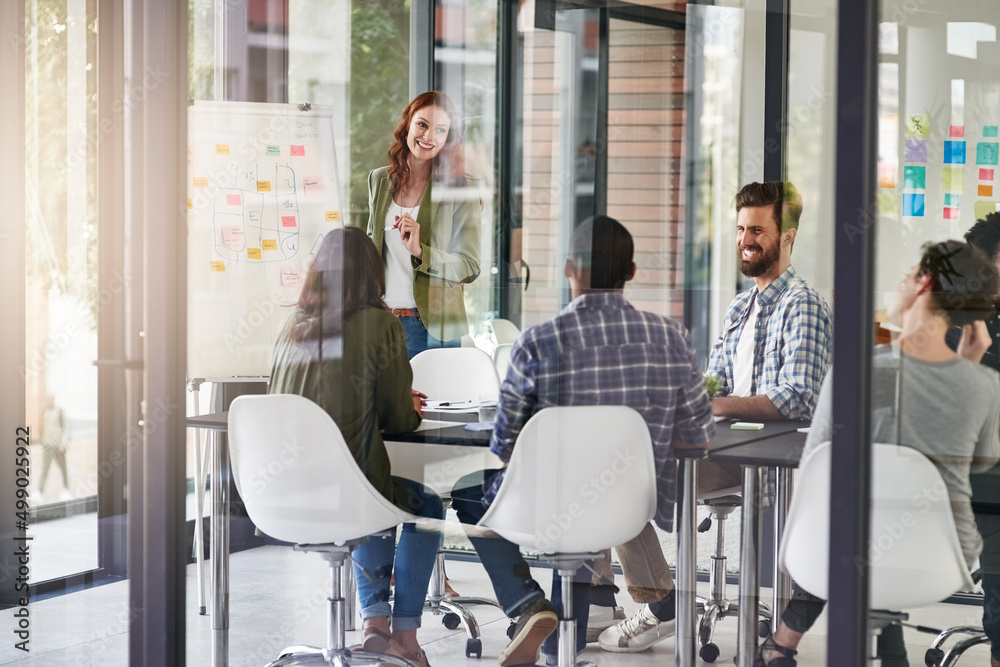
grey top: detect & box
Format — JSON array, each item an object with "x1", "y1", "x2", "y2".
[{"x1": 804, "y1": 345, "x2": 1000, "y2": 567}]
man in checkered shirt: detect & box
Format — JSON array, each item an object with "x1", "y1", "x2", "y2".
[{"x1": 451, "y1": 215, "x2": 718, "y2": 666}]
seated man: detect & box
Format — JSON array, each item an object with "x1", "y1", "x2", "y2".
[
  {"x1": 451, "y1": 215, "x2": 716, "y2": 666},
  {"x1": 595, "y1": 181, "x2": 833, "y2": 651},
  {"x1": 759, "y1": 240, "x2": 1000, "y2": 667}
]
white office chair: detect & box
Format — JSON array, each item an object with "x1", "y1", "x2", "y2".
[
  {"x1": 409, "y1": 347, "x2": 502, "y2": 657},
  {"x1": 492, "y1": 343, "x2": 514, "y2": 381},
  {"x1": 479, "y1": 406, "x2": 657, "y2": 667},
  {"x1": 779, "y1": 442, "x2": 974, "y2": 665},
  {"x1": 228, "y1": 394, "x2": 421, "y2": 667},
  {"x1": 487, "y1": 318, "x2": 521, "y2": 346}
]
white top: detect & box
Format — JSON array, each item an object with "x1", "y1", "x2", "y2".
[
  {"x1": 731, "y1": 292, "x2": 758, "y2": 397},
  {"x1": 383, "y1": 201, "x2": 421, "y2": 309}
]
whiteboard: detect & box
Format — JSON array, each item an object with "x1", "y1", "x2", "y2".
[{"x1": 186, "y1": 101, "x2": 344, "y2": 379}]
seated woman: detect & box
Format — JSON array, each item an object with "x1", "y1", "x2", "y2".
[
  {"x1": 759, "y1": 240, "x2": 1000, "y2": 667},
  {"x1": 269, "y1": 226, "x2": 442, "y2": 667}
]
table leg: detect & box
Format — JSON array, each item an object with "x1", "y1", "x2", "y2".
[
  {"x1": 211, "y1": 430, "x2": 229, "y2": 667},
  {"x1": 675, "y1": 458, "x2": 698, "y2": 667},
  {"x1": 194, "y1": 426, "x2": 207, "y2": 615},
  {"x1": 772, "y1": 467, "x2": 793, "y2": 629},
  {"x1": 737, "y1": 465, "x2": 762, "y2": 667}
]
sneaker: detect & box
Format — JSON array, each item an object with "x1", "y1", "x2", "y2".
[
  {"x1": 585, "y1": 605, "x2": 625, "y2": 643},
  {"x1": 597, "y1": 604, "x2": 675, "y2": 652},
  {"x1": 498, "y1": 598, "x2": 558, "y2": 667}
]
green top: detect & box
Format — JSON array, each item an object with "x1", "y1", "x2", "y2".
[
  {"x1": 355, "y1": 166, "x2": 481, "y2": 342},
  {"x1": 268, "y1": 306, "x2": 421, "y2": 510}
]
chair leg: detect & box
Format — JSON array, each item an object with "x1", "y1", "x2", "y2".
[{"x1": 557, "y1": 568, "x2": 577, "y2": 667}]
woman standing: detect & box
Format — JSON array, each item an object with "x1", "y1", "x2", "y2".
[{"x1": 358, "y1": 91, "x2": 481, "y2": 358}]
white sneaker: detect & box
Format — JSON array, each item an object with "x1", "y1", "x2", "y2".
[
  {"x1": 586, "y1": 604, "x2": 625, "y2": 643},
  {"x1": 597, "y1": 604, "x2": 675, "y2": 652}
]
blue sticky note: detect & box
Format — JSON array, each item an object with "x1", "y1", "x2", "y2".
[
  {"x1": 944, "y1": 141, "x2": 967, "y2": 164},
  {"x1": 903, "y1": 193, "x2": 925, "y2": 217},
  {"x1": 977, "y1": 142, "x2": 999, "y2": 166},
  {"x1": 903, "y1": 166, "x2": 926, "y2": 189},
  {"x1": 944, "y1": 193, "x2": 960, "y2": 207},
  {"x1": 985, "y1": 126, "x2": 999, "y2": 138}
]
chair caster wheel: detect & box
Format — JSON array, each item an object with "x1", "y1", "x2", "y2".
[
  {"x1": 466, "y1": 637, "x2": 482, "y2": 658},
  {"x1": 442, "y1": 613, "x2": 461, "y2": 630},
  {"x1": 924, "y1": 647, "x2": 945, "y2": 666},
  {"x1": 758, "y1": 619, "x2": 772, "y2": 638},
  {"x1": 506, "y1": 622, "x2": 517, "y2": 639},
  {"x1": 700, "y1": 643, "x2": 721, "y2": 663}
]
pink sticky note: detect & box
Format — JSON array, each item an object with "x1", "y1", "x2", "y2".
[
  {"x1": 226, "y1": 194, "x2": 241, "y2": 206},
  {"x1": 290, "y1": 145, "x2": 305, "y2": 156},
  {"x1": 982, "y1": 168, "x2": 995, "y2": 181},
  {"x1": 950, "y1": 125, "x2": 965, "y2": 138},
  {"x1": 944, "y1": 207, "x2": 959, "y2": 220},
  {"x1": 281, "y1": 216, "x2": 297, "y2": 227}
]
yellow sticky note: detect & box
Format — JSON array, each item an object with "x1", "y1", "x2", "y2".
[
  {"x1": 262, "y1": 239, "x2": 278, "y2": 250},
  {"x1": 193, "y1": 177, "x2": 209, "y2": 187},
  {"x1": 187, "y1": 198, "x2": 192, "y2": 209},
  {"x1": 215, "y1": 144, "x2": 230, "y2": 155},
  {"x1": 942, "y1": 167, "x2": 964, "y2": 191},
  {"x1": 257, "y1": 181, "x2": 271, "y2": 192},
  {"x1": 877, "y1": 193, "x2": 899, "y2": 214},
  {"x1": 247, "y1": 248, "x2": 262, "y2": 259},
  {"x1": 325, "y1": 210, "x2": 341, "y2": 222},
  {"x1": 210, "y1": 261, "x2": 225, "y2": 272},
  {"x1": 975, "y1": 201, "x2": 999, "y2": 220},
  {"x1": 906, "y1": 113, "x2": 930, "y2": 138}
]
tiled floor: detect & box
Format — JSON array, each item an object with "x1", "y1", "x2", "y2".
[{"x1": 0, "y1": 544, "x2": 993, "y2": 666}]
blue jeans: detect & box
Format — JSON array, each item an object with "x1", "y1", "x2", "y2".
[
  {"x1": 397, "y1": 314, "x2": 460, "y2": 359},
  {"x1": 353, "y1": 477, "x2": 444, "y2": 631},
  {"x1": 452, "y1": 470, "x2": 590, "y2": 657}
]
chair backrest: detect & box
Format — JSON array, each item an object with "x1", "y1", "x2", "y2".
[
  {"x1": 410, "y1": 348, "x2": 500, "y2": 402},
  {"x1": 488, "y1": 318, "x2": 521, "y2": 346},
  {"x1": 779, "y1": 442, "x2": 973, "y2": 609},
  {"x1": 228, "y1": 394, "x2": 413, "y2": 545},
  {"x1": 493, "y1": 343, "x2": 514, "y2": 381},
  {"x1": 478, "y1": 406, "x2": 657, "y2": 554}
]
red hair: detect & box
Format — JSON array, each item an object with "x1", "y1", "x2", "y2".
[{"x1": 387, "y1": 91, "x2": 465, "y2": 195}]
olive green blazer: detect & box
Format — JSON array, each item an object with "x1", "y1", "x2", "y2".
[{"x1": 358, "y1": 166, "x2": 481, "y2": 342}]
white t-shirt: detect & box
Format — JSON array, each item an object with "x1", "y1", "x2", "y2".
[
  {"x1": 383, "y1": 201, "x2": 421, "y2": 309},
  {"x1": 731, "y1": 292, "x2": 758, "y2": 397}
]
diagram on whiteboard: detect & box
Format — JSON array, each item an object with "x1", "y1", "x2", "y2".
[{"x1": 187, "y1": 101, "x2": 346, "y2": 379}]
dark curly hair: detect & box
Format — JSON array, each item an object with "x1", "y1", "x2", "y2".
[
  {"x1": 965, "y1": 212, "x2": 1000, "y2": 264},
  {"x1": 917, "y1": 239, "x2": 999, "y2": 327},
  {"x1": 386, "y1": 91, "x2": 465, "y2": 196}
]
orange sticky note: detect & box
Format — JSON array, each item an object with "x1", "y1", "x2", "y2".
[
  {"x1": 187, "y1": 198, "x2": 192, "y2": 209},
  {"x1": 878, "y1": 176, "x2": 895, "y2": 189},
  {"x1": 193, "y1": 177, "x2": 209, "y2": 187},
  {"x1": 247, "y1": 248, "x2": 262, "y2": 259},
  {"x1": 262, "y1": 239, "x2": 278, "y2": 250},
  {"x1": 325, "y1": 211, "x2": 341, "y2": 222},
  {"x1": 210, "y1": 261, "x2": 225, "y2": 272},
  {"x1": 257, "y1": 181, "x2": 271, "y2": 192},
  {"x1": 215, "y1": 144, "x2": 230, "y2": 155},
  {"x1": 980, "y1": 185, "x2": 994, "y2": 197}
]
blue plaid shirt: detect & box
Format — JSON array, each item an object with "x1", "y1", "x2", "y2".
[
  {"x1": 706, "y1": 266, "x2": 832, "y2": 420},
  {"x1": 484, "y1": 292, "x2": 716, "y2": 532}
]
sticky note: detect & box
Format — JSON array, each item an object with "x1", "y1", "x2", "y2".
[
  {"x1": 943, "y1": 207, "x2": 959, "y2": 220},
  {"x1": 187, "y1": 198, "x2": 192, "y2": 210},
  {"x1": 980, "y1": 185, "x2": 995, "y2": 197},
  {"x1": 210, "y1": 261, "x2": 225, "y2": 272},
  {"x1": 903, "y1": 193, "x2": 925, "y2": 217},
  {"x1": 976, "y1": 201, "x2": 1000, "y2": 219},
  {"x1": 290, "y1": 145, "x2": 305, "y2": 156},
  {"x1": 257, "y1": 181, "x2": 271, "y2": 192},
  {"x1": 950, "y1": 125, "x2": 965, "y2": 138},
  {"x1": 281, "y1": 215, "x2": 297, "y2": 227},
  {"x1": 280, "y1": 267, "x2": 303, "y2": 287},
  {"x1": 215, "y1": 144, "x2": 230, "y2": 155},
  {"x1": 877, "y1": 193, "x2": 899, "y2": 214},
  {"x1": 903, "y1": 166, "x2": 926, "y2": 189},
  {"x1": 731, "y1": 422, "x2": 764, "y2": 430},
  {"x1": 193, "y1": 177, "x2": 209, "y2": 187},
  {"x1": 226, "y1": 194, "x2": 241, "y2": 206},
  {"x1": 986, "y1": 126, "x2": 999, "y2": 138},
  {"x1": 905, "y1": 139, "x2": 928, "y2": 164},
  {"x1": 247, "y1": 248, "x2": 262, "y2": 259},
  {"x1": 906, "y1": 114, "x2": 930, "y2": 138},
  {"x1": 944, "y1": 141, "x2": 967, "y2": 164},
  {"x1": 266, "y1": 145, "x2": 281, "y2": 156},
  {"x1": 945, "y1": 193, "x2": 960, "y2": 206},
  {"x1": 942, "y1": 167, "x2": 964, "y2": 191},
  {"x1": 977, "y1": 142, "x2": 999, "y2": 166},
  {"x1": 222, "y1": 226, "x2": 246, "y2": 246},
  {"x1": 262, "y1": 239, "x2": 278, "y2": 250},
  {"x1": 879, "y1": 176, "x2": 895, "y2": 189},
  {"x1": 325, "y1": 211, "x2": 341, "y2": 222},
  {"x1": 304, "y1": 177, "x2": 322, "y2": 195}
]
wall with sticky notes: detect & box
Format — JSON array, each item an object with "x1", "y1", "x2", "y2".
[{"x1": 187, "y1": 101, "x2": 345, "y2": 378}]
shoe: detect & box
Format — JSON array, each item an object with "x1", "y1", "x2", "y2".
[
  {"x1": 586, "y1": 604, "x2": 625, "y2": 642},
  {"x1": 754, "y1": 634, "x2": 797, "y2": 667},
  {"x1": 597, "y1": 604, "x2": 674, "y2": 652},
  {"x1": 362, "y1": 624, "x2": 392, "y2": 654},
  {"x1": 498, "y1": 598, "x2": 558, "y2": 667},
  {"x1": 381, "y1": 640, "x2": 432, "y2": 667}
]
